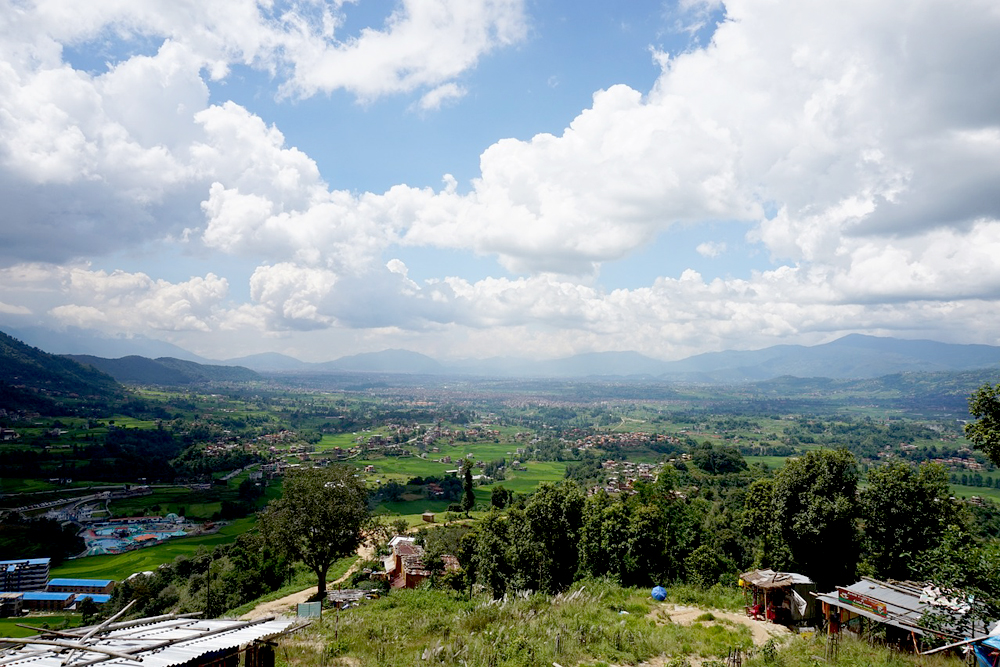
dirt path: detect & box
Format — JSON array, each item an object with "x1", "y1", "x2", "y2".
[
  {"x1": 648, "y1": 603, "x2": 791, "y2": 646},
  {"x1": 240, "y1": 545, "x2": 375, "y2": 620}
]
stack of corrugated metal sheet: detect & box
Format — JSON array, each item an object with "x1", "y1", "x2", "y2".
[{"x1": 0, "y1": 615, "x2": 306, "y2": 667}]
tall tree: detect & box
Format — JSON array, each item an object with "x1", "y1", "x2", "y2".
[
  {"x1": 524, "y1": 482, "x2": 585, "y2": 593},
  {"x1": 966, "y1": 382, "x2": 1000, "y2": 466},
  {"x1": 461, "y1": 460, "x2": 475, "y2": 513},
  {"x1": 467, "y1": 511, "x2": 513, "y2": 598},
  {"x1": 259, "y1": 466, "x2": 370, "y2": 598},
  {"x1": 860, "y1": 461, "x2": 967, "y2": 580},
  {"x1": 741, "y1": 477, "x2": 788, "y2": 569},
  {"x1": 772, "y1": 448, "x2": 859, "y2": 589}
]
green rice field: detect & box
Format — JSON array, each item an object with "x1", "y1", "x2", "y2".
[
  {"x1": 949, "y1": 483, "x2": 1000, "y2": 502},
  {"x1": 0, "y1": 615, "x2": 82, "y2": 638},
  {"x1": 743, "y1": 455, "x2": 790, "y2": 469}
]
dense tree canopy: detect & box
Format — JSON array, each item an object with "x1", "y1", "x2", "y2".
[
  {"x1": 691, "y1": 442, "x2": 748, "y2": 475},
  {"x1": 0, "y1": 515, "x2": 84, "y2": 564},
  {"x1": 772, "y1": 448, "x2": 859, "y2": 589},
  {"x1": 860, "y1": 461, "x2": 967, "y2": 580}
]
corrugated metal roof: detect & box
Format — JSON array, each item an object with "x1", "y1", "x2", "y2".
[
  {"x1": 49, "y1": 579, "x2": 114, "y2": 588},
  {"x1": 0, "y1": 616, "x2": 304, "y2": 667},
  {"x1": 0, "y1": 559, "x2": 49, "y2": 566},
  {"x1": 22, "y1": 592, "x2": 74, "y2": 601},
  {"x1": 816, "y1": 577, "x2": 985, "y2": 638}
]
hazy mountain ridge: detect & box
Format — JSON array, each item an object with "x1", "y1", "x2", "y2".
[
  {"x1": 218, "y1": 352, "x2": 311, "y2": 372},
  {"x1": 8, "y1": 327, "x2": 1000, "y2": 381},
  {"x1": 317, "y1": 349, "x2": 443, "y2": 374},
  {"x1": 65, "y1": 354, "x2": 260, "y2": 386}
]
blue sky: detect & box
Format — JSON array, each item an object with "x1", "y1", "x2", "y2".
[{"x1": 1, "y1": 0, "x2": 999, "y2": 362}]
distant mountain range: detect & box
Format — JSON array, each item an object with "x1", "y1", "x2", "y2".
[
  {"x1": 215, "y1": 333, "x2": 1000, "y2": 381},
  {"x1": 65, "y1": 355, "x2": 260, "y2": 386},
  {"x1": 7, "y1": 326, "x2": 1000, "y2": 382}
]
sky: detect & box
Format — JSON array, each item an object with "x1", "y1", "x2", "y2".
[{"x1": 1, "y1": 0, "x2": 999, "y2": 363}]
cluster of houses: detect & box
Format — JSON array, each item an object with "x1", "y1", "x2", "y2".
[
  {"x1": 588, "y1": 460, "x2": 664, "y2": 495},
  {"x1": 930, "y1": 454, "x2": 987, "y2": 471},
  {"x1": 0, "y1": 558, "x2": 115, "y2": 616},
  {"x1": 257, "y1": 429, "x2": 298, "y2": 445},
  {"x1": 565, "y1": 431, "x2": 682, "y2": 450},
  {"x1": 201, "y1": 441, "x2": 255, "y2": 456},
  {"x1": 359, "y1": 423, "x2": 505, "y2": 451},
  {"x1": 0, "y1": 408, "x2": 41, "y2": 424}
]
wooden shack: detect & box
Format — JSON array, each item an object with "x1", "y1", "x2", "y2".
[{"x1": 739, "y1": 569, "x2": 818, "y2": 625}]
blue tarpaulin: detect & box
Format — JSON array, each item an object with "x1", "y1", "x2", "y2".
[{"x1": 975, "y1": 636, "x2": 1000, "y2": 667}]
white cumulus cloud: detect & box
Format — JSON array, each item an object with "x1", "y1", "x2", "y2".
[
  {"x1": 696, "y1": 241, "x2": 726, "y2": 258},
  {"x1": 4, "y1": 0, "x2": 1000, "y2": 358}
]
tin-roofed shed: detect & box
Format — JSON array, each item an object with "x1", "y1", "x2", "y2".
[
  {"x1": 816, "y1": 577, "x2": 990, "y2": 649},
  {"x1": 739, "y1": 569, "x2": 817, "y2": 625}
]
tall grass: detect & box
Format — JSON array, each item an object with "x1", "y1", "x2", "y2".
[
  {"x1": 273, "y1": 581, "x2": 967, "y2": 667},
  {"x1": 665, "y1": 582, "x2": 746, "y2": 611},
  {"x1": 742, "y1": 633, "x2": 964, "y2": 667},
  {"x1": 277, "y1": 579, "x2": 752, "y2": 667}
]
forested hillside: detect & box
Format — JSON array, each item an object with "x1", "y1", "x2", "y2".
[
  {"x1": 66, "y1": 354, "x2": 260, "y2": 386},
  {"x1": 0, "y1": 330, "x2": 121, "y2": 413}
]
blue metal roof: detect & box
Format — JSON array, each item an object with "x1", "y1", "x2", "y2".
[
  {"x1": 75, "y1": 594, "x2": 111, "y2": 603},
  {"x1": 23, "y1": 592, "x2": 74, "y2": 601},
  {"x1": 49, "y1": 578, "x2": 114, "y2": 587}
]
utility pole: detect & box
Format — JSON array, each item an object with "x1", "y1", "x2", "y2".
[{"x1": 205, "y1": 555, "x2": 212, "y2": 617}]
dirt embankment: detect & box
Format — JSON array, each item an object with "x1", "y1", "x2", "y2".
[
  {"x1": 240, "y1": 544, "x2": 375, "y2": 620},
  {"x1": 651, "y1": 603, "x2": 792, "y2": 646},
  {"x1": 631, "y1": 603, "x2": 792, "y2": 667}
]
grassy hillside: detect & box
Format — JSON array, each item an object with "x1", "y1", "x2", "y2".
[{"x1": 277, "y1": 581, "x2": 963, "y2": 667}]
